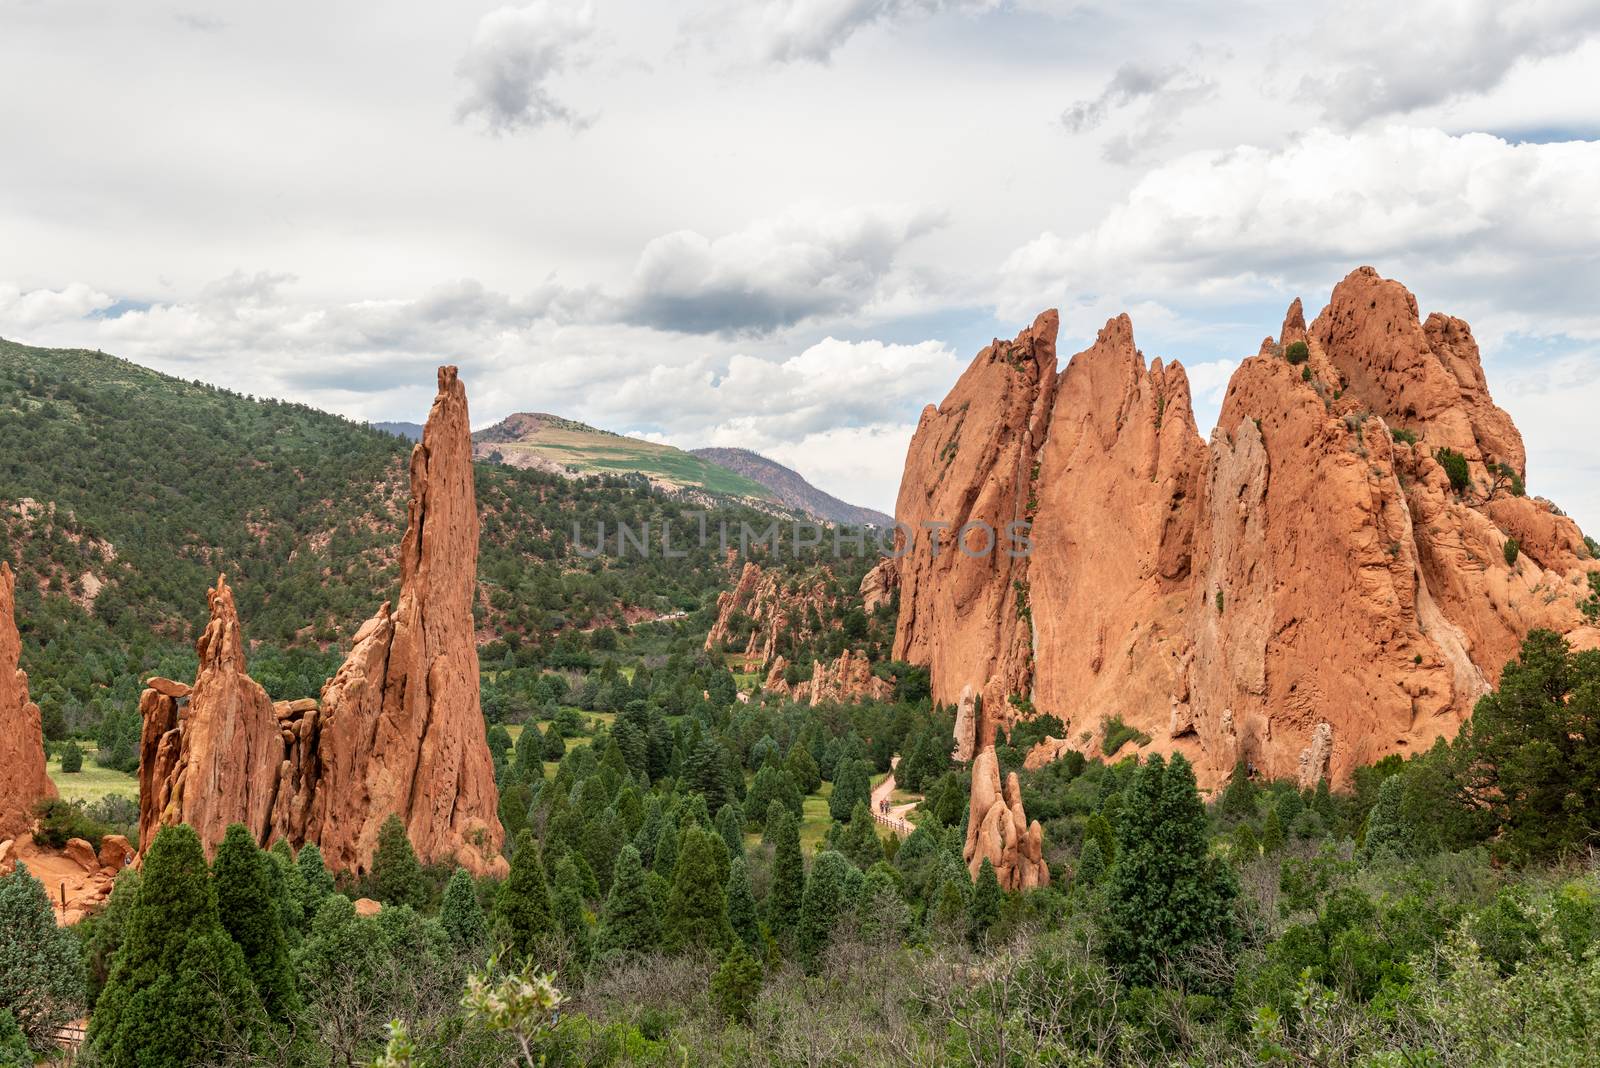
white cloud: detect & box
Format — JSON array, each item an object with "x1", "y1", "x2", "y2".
[
  {"x1": 0, "y1": 282, "x2": 114, "y2": 328},
  {"x1": 617, "y1": 204, "x2": 944, "y2": 334},
  {"x1": 708, "y1": 0, "x2": 999, "y2": 63},
  {"x1": 455, "y1": 1, "x2": 596, "y2": 134},
  {"x1": 999, "y1": 126, "x2": 1600, "y2": 341},
  {"x1": 1289, "y1": 0, "x2": 1600, "y2": 126}
]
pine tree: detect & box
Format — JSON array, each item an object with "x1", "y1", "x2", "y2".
[
  {"x1": 492, "y1": 830, "x2": 555, "y2": 961},
  {"x1": 266, "y1": 840, "x2": 306, "y2": 939},
  {"x1": 764, "y1": 802, "x2": 805, "y2": 947},
  {"x1": 710, "y1": 942, "x2": 763, "y2": 1023},
  {"x1": 653, "y1": 809, "x2": 682, "y2": 877},
  {"x1": 371, "y1": 815, "x2": 427, "y2": 909},
  {"x1": 295, "y1": 841, "x2": 337, "y2": 921},
  {"x1": 542, "y1": 723, "x2": 566, "y2": 762},
  {"x1": 662, "y1": 827, "x2": 732, "y2": 954},
  {"x1": 797, "y1": 850, "x2": 852, "y2": 970},
  {"x1": 1261, "y1": 807, "x2": 1286, "y2": 855},
  {"x1": 84, "y1": 868, "x2": 140, "y2": 1011},
  {"x1": 1232, "y1": 821, "x2": 1260, "y2": 860},
  {"x1": 0, "y1": 862, "x2": 82, "y2": 1051},
  {"x1": 714, "y1": 803, "x2": 746, "y2": 859},
  {"x1": 597, "y1": 845, "x2": 660, "y2": 959},
  {"x1": 743, "y1": 765, "x2": 802, "y2": 828},
  {"x1": 1103, "y1": 754, "x2": 1238, "y2": 988},
  {"x1": 857, "y1": 863, "x2": 910, "y2": 945},
  {"x1": 967, "y1": 857, "x2": 1003, "y2": 946},
  {"x1": 440, "y1": 868, "x2": 488, "y2": 955},
  {"x1": 212, "y1": 824, "x2": 300, "y2": 1019},
  {"x1": 511, "y1": 722, "x2": 545, "y2": 782},
  {"x1": 0, "y1": 1009, "x2": 30, "y2": 1068},
  {"x1": 785, "y1": 744, "x2": 822, "y2": 795},
  {"x1": 1075, "y1": 838, "x2": 1105, "y2": 889},
  {"x1": 551, "y1": 857, "x2": 593, "y2": 967},
  {"x1": 90, "y1": 824, "x2": 265, "y2": 1068},
  {"x1": 1358, "y1": 774, "x2": 1413, "y2": 864},
  {"x1": 1219, "y1": 758, "x2": 1257, "y2": 819},
  {"x1": 829, "y1": 759, "x2": 871, "y2": 822},
  {"x1": 725, "y1": 856, "x2": 761, "y2": 950}
]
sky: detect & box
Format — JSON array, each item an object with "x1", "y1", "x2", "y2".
[{"x1": 2, "y1": 0, "x2": 1599, "y2": 525}]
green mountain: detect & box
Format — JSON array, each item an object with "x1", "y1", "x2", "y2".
[
  {"x1": 0, "y1": 340, "x2": 766, "y2": 735},
  {"x1": 474, "y1": 413, "x2": 781, "y2": 504}
]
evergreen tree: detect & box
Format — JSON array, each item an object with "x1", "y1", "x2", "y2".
[
  {"x1": 295, "y1": 841, "x2": 337, "y2": 920},
  {"x1": 714, "y1": 803, "x2": 746, "y2": 860},
  {"x1": 710, "y1": 942, "x2": 763, "y2": 1024},
  {"x1": 857, "y1": 863, "x2": 910, "y2": 945},
  {"x1": 1232, "y1": 821, "x2": 1261, "y2": 860},
  {"x1": 764, "y1": 802, "x2": 805, "y2": 947},
  {"x1": 684, "y1": 736, "x2": 737, "y2": 813},
  {"x1": 371, "y1": 815, "x2": 427, "y2": 909},
  {"x1": 828, "y1": 801, "x2": 886, "y2": 868},
  {"x1": 551, "y1": 857, "x2": 593, "y2": 966},
  {"x1": 90, "y1": 824, "x2": 265, "y2": 1068},
  {"x1": 440, "y1": 868, "x2": 488, "y2": 955},
  {"x1": 785, "y1": 744, "x2": 822, "y2": 795},
  {"x1": 1261, "y1": 807, "x2": 1286, "y2": 855},
  {"x1": 967, "y1": 857, "x2": 1003, "y2": 946},
  {"x1": 1103, "y1": 754, "x2": 1238, "y2": 988},
  {"x1": 542, "y1": 723, "x2": 566, "y2": 762},
  {"x1": 0, "y1": 862, "x2": 82, "y2": 1052},
  {"x1": 266, "y1": 840, "x2": 306, "y2": 939},
  {"x1": 662, "y1": 827, "x2": 733, "y2": 954},
  {"x1": 511, "y1": 722, "x2": 545, "y2": 782},
  {"x1": 597, "y1": 845, "x2": 660, "y2": 959},
  {"x1": 1358, "y1": 774, "x2": 1413, "y2": 864},
  {"x1": 84, "y1": 869, "x2": 140, "y2": 1010},
  {"x1": 1083, "y1": 812, "x2": 1117, "y2": 866},
  {"x1": 829, "y1": 759, "x2": 872, "y2": 822},
  {"x1": 797, "y1": 850, "x2": 853, "y2": 970},
  {"x1": 492, "y1": 830, "x2": 555, "y2": 961},
  {"x1": 1075, "y1": 838, "x2": 1105, "y2": 889},
  {"x1": 1219, "y1": 758, "x2": 1257, "y2": 820},
  {"x1": 0, "y1": 1009, "x2": 29, "y2": 1068},
  {"x1": 652, "y1": 808, "x2": 682, "y2": 877},
  {"x1": 743, "y1": 764, "x2": 802, "y2": 828},
  {"x1": 211, "y1": 824, "x2": 299, "y2": 1018},
  {"x1": 726, "y1": 856, "x2": 761, "y2": 950}
]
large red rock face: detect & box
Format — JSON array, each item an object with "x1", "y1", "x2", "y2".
[
  {"x1": 892, "y1": 311, "x2": 1059, "y2": 738},
  {"x1": 893, "y1": 269, "x2": 1600, "y2": 790},
  {"x1": 0, "y1": 562, "x2": 56, "y2": 840},
  {"x1": 138, "y1": 367, "x2": 505, "y2": 875}
]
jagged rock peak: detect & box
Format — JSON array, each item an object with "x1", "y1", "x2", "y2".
[{"x1": 0, "y1": 561, "x2": 56, "y2": 839}]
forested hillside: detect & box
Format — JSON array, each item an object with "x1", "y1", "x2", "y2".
[{"x1": 0, "y1": 341, "x2": 780, "y2": 736}]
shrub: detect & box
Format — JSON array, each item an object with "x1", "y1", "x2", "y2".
[
  {"x1": 0, "y1": 864, "x2": 83, "y2": 1052},
  {"x1": 710, "y1": 943, "x2": 763, "y2": 1023},
  {"x1": 31, "y1": 798, "x2": 110, "y2": 848},
  {"x1": 1391, "y1": 427, "x2": 1419, "y2": 445},
  {"x1": 1285, "y1": 341, "x2": 1309, "y2": 364},
  {"x1": 1436, "y1": 447, "x2": 1471, "y2": 494},
  {"x1": 1300, "y1": 365, "x2": 1312, "y2": 382},
  {"x1": 59, "y1": 740, "x2": 83, "y2": 773},
  {"x1": 1101, "y1": 716, "x2": 1150, "y2": 757},
  {"x1": 1504, "y1": 537, "x2": 1520, "y2": 567}
]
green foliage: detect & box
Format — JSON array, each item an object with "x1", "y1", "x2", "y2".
[
  {"x1": 798, "y1": 850, "x2": 855, "y2": 970},
  {"x1": 726, "y1": 856, "x2": 761, "y2": 951},
  {"x1": 31, "y1": 797, "x2": 113, "y2": 848},
  {"x1": 828, "y1": 801, "x2": 887, "y2": 869},
  {"x1": 492, "y1": 831, "x2": 555, "y2": 961},
  {"x1": 1358, "y1": 774, "x2": 1414, "y2": 864},
  {"x1": 1436, "y1": 447, "x2": 1471, "y2": 493},
  {"x1": 1503, "y1": 536, "x2": 1520, "y2": 567},
  {"x1": 60, "y1": 738, "x2": 83, "y2": 772},
  {"x1": 1391, "y1": 427, "x2": 1419, "y2": 445},
  {"x1": 1075, "y1": 838, "x2": 1106, "y2": 889},
  {"x1": 211, "y1": 824, "x2": 299, "y2": 1018},
  {"x1": 83, "y1": 868, "x2": 140, "y2": 1010},
  {"x1": 710, "y1": 942, "x2": 763, "y2": 1024},
  {"x1": 764, "y1": 803, "x2": 805, "y2": 946},
  {"x1": 662, "y1": 827, "x2": 732, "y2": 955},
  {"x1": 1219, "y1": 759, "x2": 1257, "y2": 820},
  {"x1": 596, "y1": 845, "x2": 660, "y2": 960},
  {"x1": 89, "y1": 824, "x2": 264, "y2": 1068},
  {"x1": 371, "y1": 815, "x2": 428, "y2": 909},
  {"x1": 1261, "y1": 807, "x2": 1286, "y2": 855},
  {"x1": 551, "y1": 857, "x2": 593, "y2": 967},
  {"x1": 1100, "y1": 715, "x2": 1150, "y2": 758},
  {"x1": 743, "y1": 764, "x2": 802, "y2": 829},
  {"x1": 1285, "y1": 340, "x2": 1309, "y2": 364},
  {"x1": 1459, "y1": 630, "x2": 1600, "y2": 864},
  {"x1": 1103, "y1": 754, "x2": 1238, "y2": 988},
  {"x1": 829, "y1": 758, "x2": 872, "y2": 822},
  {"x1": 441, "y1": 868, "x2": 489, "y2": 955},
  {"x1": 295, "y1": 841, "x2": 337, "y2": 922},
  {"x1": 0, "y1": 1010, "x2": 29, "y2": 1068},
  {"x1": 0, "y1": 862, "x2": 83, "y2": 1053},
  {"x1": 967, "y1": 858, "x2": 1002, "y2": 945}
]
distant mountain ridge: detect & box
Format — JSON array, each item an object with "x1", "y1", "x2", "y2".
[
  {"x1": 690, "y1": 447, "x2": 893, "y2": 527},
  {"x1": 372, "y1": 420, "x2": 423, "y2": 441}
]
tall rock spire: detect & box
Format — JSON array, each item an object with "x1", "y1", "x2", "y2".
[{"x1": 0, "y1": 562, "x2": 56, "y2": 840}]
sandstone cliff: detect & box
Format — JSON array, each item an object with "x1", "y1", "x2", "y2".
[
  {"x1": 139, "y1": 367, "x2": 505, "y2": 875},
  {"x1": 893, "y1": 269, "x2": 1600, "y2": 789},
  {"x1": 0, "y1": 562, "x2": 55, "y2": 840}
]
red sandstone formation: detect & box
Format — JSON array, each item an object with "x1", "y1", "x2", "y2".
[
  {"x1": 893, "y1": 269, "x2": 1600, "y2": 790},
  {"x1": 0, "y1": 562, "x2": 56, "y2": 840},
  {"x1": 139, "y1": 367, "x2": 505, "y2": 876},
  {"x1": 859, "y1": 557, "x2": 898, "y2": 614},
  {"x1": 801, "y1": 648, "x2": 893, "y2": 705},
  {"x1": 704, "y1": 561, "x2": 834, "y2": 672},
  {"x1": 964, "y1": 745, "x2": 1049, "y2": 890},
  {"x1": 138, "y1": 575, "x2": 283, "y2": 853}
]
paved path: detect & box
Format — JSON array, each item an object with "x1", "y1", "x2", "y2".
[{"x1": 869, "y1": 755, "x2": 919, "y2": 836}]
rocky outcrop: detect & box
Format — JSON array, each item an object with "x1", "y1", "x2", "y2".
[
  {"x1": 0, "y1": 562, "x2": 56, "y2": 840},
  {"x1": 859, "y1": 557, "x2": 898, "y2": 614},
  {"x1": 705, "y1": 561, "x2": 834, "y2": 673},
  {"x1": 893, "y1": 269, "x2": 1600, "y2": 788},
  {"x1": 892, "y1": 311, "x2": 1060, "y2": 744},
  {"x1": 964, "y1": 745, "x2": 1049, "y2": 890},
  {"x1": 803, "y1": 648, "x2": 893, "y2": 705},
  {"x1": 138, "y1": 367, "x2": 505, "y2": 875}
]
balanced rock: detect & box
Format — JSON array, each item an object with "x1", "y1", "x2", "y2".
[
  {"x1": 0, "y1": 562, "x2": 57, "y2": 840},
  {"x1": 892, "y1": 269, "x2": 1600, "y2": 788}
]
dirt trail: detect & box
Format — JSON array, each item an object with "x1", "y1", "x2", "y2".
[{"x1": 869, "y1": 755, "x2": 919, "y2": 836}]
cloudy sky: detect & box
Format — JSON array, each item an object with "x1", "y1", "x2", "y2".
[{"x1": 2, "y1": 1, "x2": 1599, "y2": 525}]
